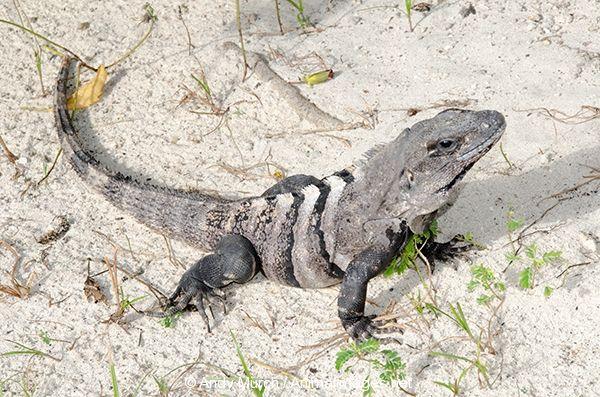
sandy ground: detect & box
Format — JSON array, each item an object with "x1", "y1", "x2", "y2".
[{"x1": 1, "y1": 0, "x2": 599, "y2": 395}]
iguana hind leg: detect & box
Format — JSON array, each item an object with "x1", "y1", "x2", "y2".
[{"x1": 157, "y1": 234, "x2": 259, "y2": 332}]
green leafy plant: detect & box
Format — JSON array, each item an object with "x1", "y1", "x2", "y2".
[
  {"x1": 152, "y1": 375, "x2": 168, "y2": 396},
  {"x1": 505, "y1": 209, "x2": 524, "y2": 258},
  {"x1": 467, "y1": 264, "x2": 506, "y2": 305},
  {"x1": 408, "y1": 291, "x2": 425, "y2": 315},
  {"x1": 517, "y1": 244, "x2": 562, "y2": 289},
  {"x1": 427, "y1": 302, "x2": 479, "y2": 345},
  {"x1": 457, "y1": 231, "x2": 486, "y2": 250},
  {"x1": 336, "y1": 338, "x2": 406, "y2": 396},
  {"x1": 191, "y1": 73, "x2": 211, "y2": 98},
  {"x1": 426, "y1": 299, "x2": 495, "y2": 394},
  {"x1": 504, "y1": 210, "x2": 562, "y2": 292},
  {"x1": 38, "y1": 331, "x2": 52, "y2": 346},
  {"x1": 384, "y1": 220, "x2": 438, "y2": 276},
  {"x1": 433, "y1": 379, "x2": 460, "y2": 396}
]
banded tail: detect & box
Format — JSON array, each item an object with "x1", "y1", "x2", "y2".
[{"x1": 54, "y1": 58, "x2": 230, "y2": 248}]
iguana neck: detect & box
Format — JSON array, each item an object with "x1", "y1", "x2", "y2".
[{"x1": 338, "y1": 136, "x2": 411, "y2": 225}]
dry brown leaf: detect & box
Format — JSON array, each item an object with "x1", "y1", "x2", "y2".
[
  {"x1": 67, "y1": 65, "x2": 108, "y2": 110},
  {"x1": 84, "y1": 275, "x2": 108, "y2": 304}
]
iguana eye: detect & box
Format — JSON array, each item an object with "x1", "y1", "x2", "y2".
[
  {"x1": 428, "y1": 138, "x2": 459, "y2": 156},
  {"x1": 437, "y1": 139, "x2": 457, "y2": 152}
]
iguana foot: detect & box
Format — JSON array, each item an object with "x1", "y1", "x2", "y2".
[
  {"x1": 147, "y1": 235, "x2": 259, "y2": 332},
  {"x1": 162, "y1": 279, "x2": 218, "y2": 332},
  {"x1": 342, "y1": 314, "x2": 404, "y2": 342},
  {"x1": 338, "y1": 232, "x2": 410, "y2": 342},
  {"x1": 421, "y1": 234, "x2": 473, "y2": 271}
]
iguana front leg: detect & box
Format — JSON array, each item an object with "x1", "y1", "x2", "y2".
[
  {"x1": 338, "y1": 247, "x2": 403, "y2": 341},
  {"x1": 150, "y1": 235, "x2": 259, "y2": 332}
]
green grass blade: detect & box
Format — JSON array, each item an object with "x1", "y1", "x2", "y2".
[
  {"x1": 231, "y1": 331, "x2": 264, "y2": 397},
  {"x1": 109, "y1": 363, "x2": 119, "y2": 397}
]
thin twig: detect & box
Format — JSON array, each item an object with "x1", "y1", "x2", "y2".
[
  {"x1": 178, "y1": 5, "x2": 195, "y2": 55},
  {"x1": 515, "y1": 106, "x2": 600, "y2": 125},
  {"x1": 163, "y1": 235, "x2": 184, "y2": 269},
  {"x1": 37, "y1": 148, "x2": 62, "y2": 186},
  {"x1": 0, "y1": 18, "x2": 95, "y2": 70},
  {"x1": 251, "y1": 358, "x2": 303, "y2": 380},
  {"x1": 0, "y1": 240, "x2": 34, "y2": 298},
  {"x1": 274, "y1": 0, "x2": 284, "y2": 34},
  {"x1": 0, "y1": 134, "x2": 18, "y2": 164},
  {"x1": 555, "y1": 262, "x2": 592, "y2": 279},
  {"x1": 115, "y1": 264, "x2": 167, "y2": 301},
  {"x1": 106, "y1": 4, "x2": 157, "y2": 69},
  {"x1": 234, "y1": 0, "x2": 249, "y2": 81},
  {"x1": 104, "y1": 251, "x2": 121, "y2": 314},
  {"x1": 498, "y1": 143, "x2": 515, "y2": 170},
  {"x1": 12, "y1": 0, "x2": 45, "y2": 94},
  {"x1": 167, "y1": 349, "x2": 203, "y2": 393},
  {"x1": 544, "y1": 170, "x2": 600, "y2": 202},
  {"x1": 241, "y1": 309, "x2": 270, "y2": 335}
]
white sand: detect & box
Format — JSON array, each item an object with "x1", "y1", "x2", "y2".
[{"x1": 1, "y1": 0, "x2": 599, "y2": 395}]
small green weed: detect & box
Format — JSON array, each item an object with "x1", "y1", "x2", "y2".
[
  {"x1": 516, "y1": 244, "x2": 562, "y2": 289},
  {"x1": 504, "y1": 210, "x2": 562, "y2": 293},
  {"x1": 159, "y1": 312, "x2": 182, "y2": 328},
  {"x1": 231, "y1": 331, "x2": 265, "y2": 397},
  {"x1": 433, "y1": 379, "x2": 460, "y2": 396},
  {"x1": 38, "y1": 331, "x2": 53, "y2": 346},
  {"x1": 1, "y1": 340, "x2": 58, "y2": 361},
  {"x1": 152, "y1": 375, "x2": 168, "y2": 396},
  {"x1": 336, "y1": 338, "x2": 406, "y2": 396},
  {"x1": 404, "y1": 0, "x2": 414, "y2": 32},
  {"x1": 467, "y1": 264, "x2": 506, "y2": 305},
  {"x1": 431, "y1": 350, "x2": 489, "y2": 396},
  {"x1": 505, "y1": 209, "x2": 524, "y2": 257},
  {"x1": 119, "y1": 289, "x2": 146, "y2": 312},
  {"x1": 284, "y1": 0, "x2": 311, "y2": 28}
]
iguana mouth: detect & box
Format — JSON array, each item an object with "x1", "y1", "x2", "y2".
[
  {"x1": 439, "y1": 119, "x2": 505, "y2": 193},
  {"x1": 438, "y1": 162, "x2": 474, "y2": 193}
]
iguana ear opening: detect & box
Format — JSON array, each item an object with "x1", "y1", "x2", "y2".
[{"x1": 405, "y1": 169, "x2": 415, "y2": 188}]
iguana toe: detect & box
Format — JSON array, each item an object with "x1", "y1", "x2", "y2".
[{"x1": 343, "y1": 315, "x2": 404, "y2": 342}]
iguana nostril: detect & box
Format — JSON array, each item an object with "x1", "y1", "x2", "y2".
[{"x1": 482, "y1": 122, "x2": 490, "y2": 128}]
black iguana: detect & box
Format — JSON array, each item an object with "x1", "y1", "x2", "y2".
[{"x1": 55, "y1": 58, "x2": 506, "y2": 340}]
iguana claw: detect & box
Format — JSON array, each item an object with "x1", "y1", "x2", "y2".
[
  {"x1": 145, "y1": 235, "x2": 258, "y2": 332},
  {"x1": 421, "y1": 234, "x2": 475, "y2": 271},
  {"x1": 342, "y1": 315, "x2": 404, "y2": 342}
]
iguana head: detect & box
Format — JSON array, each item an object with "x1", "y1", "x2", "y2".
[
  {"x1": 399, "y1": 109, "x2": 505, "y2": 232},
  {"x1": 349, "y1": 109, "x2": 505, "y2": 235}
]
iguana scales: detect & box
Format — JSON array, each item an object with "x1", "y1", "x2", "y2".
[{"x1": 55, "y1": 58, "x2": 506, "y2": 340}]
